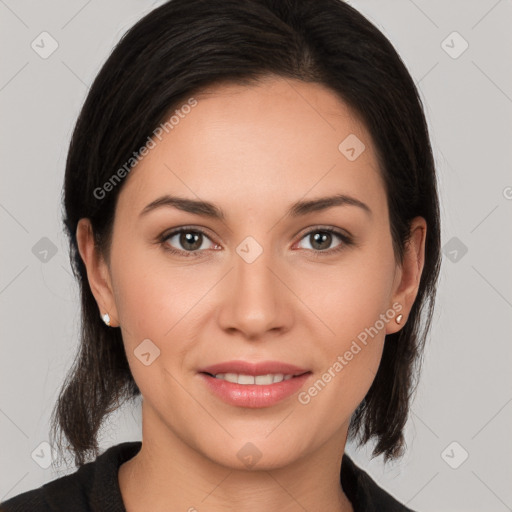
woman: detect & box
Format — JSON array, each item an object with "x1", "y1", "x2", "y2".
[{"x1": 0, "y1": 0, "x2": 441, "y2": 510}]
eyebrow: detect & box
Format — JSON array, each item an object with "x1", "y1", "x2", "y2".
[{"x1": 139, "y1": 193, "x2": 372, "y2": 220}]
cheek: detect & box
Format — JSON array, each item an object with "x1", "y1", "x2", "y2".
[
  {"x1": 110, "y1": 243, "x2": 213, "y2": 352},
  {"x1": 296, "y1": 239, "x2": 395, "y2": 401},
  {"x1": 299, "y1": 244, "x2": 396, "y2": 346},
  {"x1": 322, "y1": 269, "x2": 394, "y2": 345},
  {"x1": 296, "y1": 265, "x2": 392, "y2": 425}
]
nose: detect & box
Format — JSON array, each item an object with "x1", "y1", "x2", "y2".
[{"x1": 216, "y1": 242, "x2": 293, "y2": 340}]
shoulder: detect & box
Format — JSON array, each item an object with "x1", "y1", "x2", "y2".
[
  {"x1": 0, "y1": 469, "x2": 90, "y2": 512},
  {"x1": 0, "y1": 487, "x2": 52, "y2": 512},
  {"x1": 341, "y1": 453, "x2": 417, "y2": 512},
  {"x1": 0, "y1": 441, "x2": 142, "y2": 512}
]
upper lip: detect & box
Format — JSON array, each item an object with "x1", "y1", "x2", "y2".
[{"x1": 198, "y1": 360, "x2": 310, "y2": 376}]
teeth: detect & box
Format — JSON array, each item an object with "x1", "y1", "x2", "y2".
[{"x1": 213, "y1": 373, "x2": 294, "y2": 384}]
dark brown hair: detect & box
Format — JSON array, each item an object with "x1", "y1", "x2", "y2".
[{"x1": 51, "y1": 0, "x2": 442, "y2": 467}]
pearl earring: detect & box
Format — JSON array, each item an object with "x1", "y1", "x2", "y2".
[
  {"x1": 396, "y1": 314, "x2": 403, "y2": 324},
  {"x1": 101, "y1": 313, "x2": 111, "y2": 326}
]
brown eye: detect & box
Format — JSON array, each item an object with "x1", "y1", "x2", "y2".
[
  {"x1": 176, "y1": 231, "x2": 204, "y2": 251},
  {"x1": 297, "y1": 228, "x2": 352, "y2": 254},
  {"x1": 309, "y1": 231, "x2": 336, "y2": 251},
  {"x1": 161, "y1": 228, "x2": 217, "y2": 257}
]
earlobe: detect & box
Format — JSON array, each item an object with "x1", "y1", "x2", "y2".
[
  {"x1": 387, "y1": 217, "x2": 427, "y2": 334},
  {"x1": 76, "y1": 218, "x2": 119, "y2": 327}
]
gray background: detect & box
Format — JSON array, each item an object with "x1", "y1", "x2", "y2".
[{"x1": 1, "y1": 1, "x2": 511, "y2": 510}]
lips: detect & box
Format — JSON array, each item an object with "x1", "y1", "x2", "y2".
[
  {"x1": 198, "y1": 360, "x2": 310, "y2": 377},
  {"x1": 199, "y1": 372, "x2": 311, "y2": 408},
  {"x1": 197, "y1": 360, "x2": 312, "y2": 408}
]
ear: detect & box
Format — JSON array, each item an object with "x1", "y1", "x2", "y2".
[
  {"x1": 386, "y1": 216, "x2": 427, "y2": 335},
  {"x1": 76, "y1": 218, "x2": 119, "y2": 327}
]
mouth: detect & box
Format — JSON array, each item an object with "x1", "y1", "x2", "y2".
[
  {"x1": 198, "y1": 359, "x2": 310, "y2": 377},
  {"x1": 200, "y1": 371, "x2": 310, "y2": 385},
  {"x1": 197, "y1": 361, "x2": 313, "y2": 408}
]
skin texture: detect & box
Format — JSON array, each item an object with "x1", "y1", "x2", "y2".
[{"x1": 76, "y1": 77, "x2": 426, "y2": 512}]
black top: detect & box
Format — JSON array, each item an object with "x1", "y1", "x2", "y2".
[{"x1": 0, "y1": 441, "x2": 415, "y2": 511}]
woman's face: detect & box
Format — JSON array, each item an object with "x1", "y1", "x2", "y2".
[{"x1": 81, "y1": 77, "x2": 425, "y2": 469}]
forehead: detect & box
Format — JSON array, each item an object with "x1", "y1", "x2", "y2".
[{"x1": 116, "y1": 77, "x2": 386, "y2": 221}]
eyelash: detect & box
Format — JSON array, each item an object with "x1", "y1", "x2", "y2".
[{"x1": 158, "y1": 225, "x2": 354, "y2": 259}]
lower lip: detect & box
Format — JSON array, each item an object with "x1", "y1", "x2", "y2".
[{"x1": 199, "y1": 372, "x2": 312, "y2": 408}]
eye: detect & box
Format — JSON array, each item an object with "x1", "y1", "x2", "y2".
[
  {"x1": 295, "y1": 227, "x2": 353, "y2": 256},
  {"x1": 160, "y1": 227, "x2": 219, "y2": 257}
]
